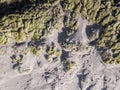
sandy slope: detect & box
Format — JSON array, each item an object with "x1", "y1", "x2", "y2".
[{"x1": 0, "y1": 16, "x2": 120, "y2": 90}]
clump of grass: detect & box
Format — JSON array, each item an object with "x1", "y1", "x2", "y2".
[
  {"x1": 28, "y1": 46, "x2": 42, "y2": 55},
  {"x1": 0, "y1": 33, "x2": 7, "y2": 45},
  {"x1": 63, "y1": 60, "x2": 76, "y2": 72},
  {"x1": 78, "y1": 0, "x2": 120, "y2": 64},
  {"x1": 45, "y1": 42, "x2": 61, "y2": 62},
  {"x1": 0, "y1": 0, "x2": 119, "y2": 64}
]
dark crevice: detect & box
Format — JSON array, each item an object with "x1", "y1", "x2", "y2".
[
  {"x1": 0, "y1": 0, "x2": 33, "y2": 19},
  {"x1": 58, "y1": 27, "x2": 70, "y2": 44},
  {"x1": 60, "y1": 50, "x2": 69, "y2": 62},
  {"x1": 0, "y1": 0, "x2": 50, "y2": 19}
]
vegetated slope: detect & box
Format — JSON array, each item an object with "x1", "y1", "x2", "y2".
[
  {"x1": 0, "y1": 1, "x2": 120, "y2": 90},
  {"x1": 0, "y1": 0, "x2": 120, "y2": 64},
  {"x1": 78, "y1": 0, "x2": 120, "y2": 64},
  {"x1": 60, "y1": 0, "x2": 120, "y2": 63}
]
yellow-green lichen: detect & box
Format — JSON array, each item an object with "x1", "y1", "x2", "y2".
[
  {"x1": 77, "y1": 0, "x2": 120, "y2": 64},
  {"x1": 63, "y1": 60, "x2": 76, "y2": 72},
  {"x1": 0, "y1": 0, "x2": 120, "y2": 64},
  {"x1": 45, "y1": 42, "x2": 61, "y2": 62}
]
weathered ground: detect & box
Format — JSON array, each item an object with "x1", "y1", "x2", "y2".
[{"x1": 0, "y1": 0, "x2": 120, "y2": 90}]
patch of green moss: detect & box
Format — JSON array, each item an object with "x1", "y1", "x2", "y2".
[
  {"x1": 63, "y1": 60, "x2": 76, "y2": 72},
  {"x1": 0, "y1": 0, "x2": 62, "y2": 44},
  {"x1": 0, "y1": 0, "x2": 119, "y2": 64},
  {"x1": 29, "y1": 46, "x2": 41, "y2": 55},
  {"x1": 12, "y1": 28, "x2": 26, "y2": 43},
  {"x1": 77, "y1": 0, "x2": 120, "y2": 64},
  {"x1": 45, "y1": 42, "x2": 61, "y2": 62},
  {"x1": 0, "y1": 34, "x2": 7, "y2": 45}
]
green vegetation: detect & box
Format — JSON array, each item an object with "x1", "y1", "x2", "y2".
[
  {"x1": 61, "y1": 0, "x2": 80, "y2": 36},
  {"x1": 29, "y1": 46, "x2": 41, "y2": 55},
  {"x1": 45, "y1": 42, "x2": 61, "y2": 62},
  {"x1": 60, "y1": 0, "x2": 120, "y2": 64},
  {"x1": 63, "y1": 60, "x2": 76, "y2": 72},
  {"x1": 0, "y1": 34, "x2": 7, "y2": 45},
  {"x1": 0, "y1": 0, "x2": 119, "y2": 64},
  {"x1": 0, "y1": 0, "x2": 61, "y2": 44},
  {"x1": 64, "y1": 0, "x2": 120, "y2": 64}
]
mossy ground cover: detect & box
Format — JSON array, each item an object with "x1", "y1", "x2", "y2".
[
  {"x1": 0, "y1": 0, "x2": 120, "y2": 64},
  {"x1": 0, "y1": 0, "x2": 63, "y2": 44},
  {"x1": 60, "y1": 0, "x2": 120, "y2": 64},
  {"x1": 80, "y1": 0, "x2": 120, "y2": 64}
]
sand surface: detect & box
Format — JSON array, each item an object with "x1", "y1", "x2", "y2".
[{"x1": 0, "y1": 16, "x2": 120, "y2": 90}]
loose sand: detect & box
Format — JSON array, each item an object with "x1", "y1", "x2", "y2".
[{"x1": 0, "y1": 16, "x2": 120, "y2": 90}]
